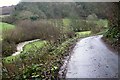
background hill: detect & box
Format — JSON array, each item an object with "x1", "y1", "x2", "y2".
[
  {"x1": 0, "y1": 5, "x2": 15, "y2": 15},
  {"x1": 9, "y1": 2, "x2": 108, "y2": 20}
]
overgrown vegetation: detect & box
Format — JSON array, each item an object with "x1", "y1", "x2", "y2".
[
  {"x1": 2, "y1": 18, "x2": 106, "y2": 79},
  {"x1": 2, "y1": 18, "x2": 107, "y2": 79},
  {"x1": 2, "y1": 32, "x2": 91, "y2": 79},
  {"x1": 2, "y1": 2, "x2": 118, "y2": 80},
  {"x1": 102, "y1": 3, "x2": 119, "y2": 51},
  {"x1": 2, "y1": 19, "x2": 107, "y2": 57},
  {"x1": 2, "y1": 20, "x2": 62, "y2": 57}
]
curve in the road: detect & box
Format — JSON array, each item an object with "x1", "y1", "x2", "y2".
[
  {"x1": 66, "y1": 35, "x2": 118, "y2": 78},
  {"x1": 12, "y1": 39, "x2": 40, "y2": 56}
]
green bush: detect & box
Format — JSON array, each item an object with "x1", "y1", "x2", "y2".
[
  {"x1": 2, "y1": 40, "x2": 16, "y2": 57},
  {"x1": 104, "y1": 27, "x2": 119, "y2": 43},
  {"x1": 87, "y1": 13, "x2": 98, "y2": 21}
]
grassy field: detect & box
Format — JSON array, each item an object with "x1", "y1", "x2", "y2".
[
  {"x1": 0, "y1": 22, "x2": 15, "y2": 31},
  {"x1": 0, "y1": 22, "x2": 15, "y2": 40},
  {"x1": 63, "y1": 19, "x2": 108, "y2": 28},
  {"x1": 3, "y1": 40, "x2": 46, "y2": 63},
  {"x1": 76, "y1": 31, "x2": 91, "y2": 37}
]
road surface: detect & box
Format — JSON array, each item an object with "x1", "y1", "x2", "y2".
[
  {"x1": 66, "y1": 35, "x2": 118, "y2": 78},
  {"x1": 12, "y1": 39, "x2": 40, "y2": 56}
]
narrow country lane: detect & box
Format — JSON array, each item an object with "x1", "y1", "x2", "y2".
[
  {"x1": 66, "y1": 35, "x2": 118, "y2": 78},
  {"x1": 12, "y1": 39, "x2": 40, "y2": 56}
]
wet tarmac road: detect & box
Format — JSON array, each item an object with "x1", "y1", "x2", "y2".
[{"x1": 66, "y1": 35, "x2": 118, "y2": 78}]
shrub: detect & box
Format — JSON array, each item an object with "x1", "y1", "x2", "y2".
[
  {"x1": 2, "y1": 16, "x2": 16, "y2": 24},
  {"x1": 87, "y1": 13, "x2": 98, "y2": 21},
  {"x1": 16, "y1": 20, "x2": 62, "y2": 42},
  {"x1": 2, "y1": 20, "x2": 68, "y2": 56},
  {"x1": 2, "y1": 40, "x2": 16, "y2": 57}
]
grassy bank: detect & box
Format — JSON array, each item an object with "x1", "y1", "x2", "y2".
[
  {"x1": 3, "y1": 38, "x2": 77, "y2": 79},
  {"x1": 0, "y1": 22, "x2": 15, "y2": 40},
  {"x1": 22, "y1": 40, "x2": 46, "y2": 53}
]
